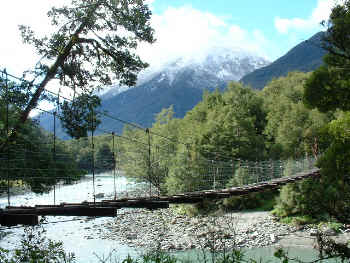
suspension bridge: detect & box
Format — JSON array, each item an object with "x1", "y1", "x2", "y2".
[{"x1": 0, "y1": 69, "x2": 321, "y2": 227}]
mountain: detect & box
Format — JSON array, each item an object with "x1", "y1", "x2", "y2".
[
  {"x1": 240, "y1": 32, "x2": 327, "y2": 90},
  {"x1": 38, "y1": 47, "x2": 269, "y2": 137}
]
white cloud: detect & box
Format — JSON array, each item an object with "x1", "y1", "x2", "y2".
[
  {"x1": 1, "y1": 1, "x2": 272, "y2": 94},
  {"x1": 0, "y1": 1, "x2": 71, "y2": 76},
  {"x1": 1, "y1": 2, "x2": 270, "y2": 75},
  {"x1": 145, "y1": 0, "x2": 156, "y2": 6},
  {"x1": 137, "y1": 5, "x2": 270, "y2": 74},
  {"x1": 275, "y1": 0, "x2": 337, "y2": 34}
]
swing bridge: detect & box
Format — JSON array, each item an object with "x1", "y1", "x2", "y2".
[{"x1": 0, "y1": 69, "x2": 321, "y2": 227}]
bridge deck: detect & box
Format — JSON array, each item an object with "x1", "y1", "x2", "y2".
[{"x1": 0, "y1": 168, "x2": 320, "y2": 226}]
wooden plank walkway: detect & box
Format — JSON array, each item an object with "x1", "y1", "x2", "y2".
[
  {"x1": 0, "y1": 168, "x2": 320, "y2": 226},
  {"x1": 104, "y1": 168, "x2": 320, "y2": 204},
  {"x1": 0, "y1": 201, "x2": 169, "y2": 226}
]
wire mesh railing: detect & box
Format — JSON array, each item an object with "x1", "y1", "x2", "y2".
[{"x1": 0, "y1": 68, "x2": 320, "y2": 210}]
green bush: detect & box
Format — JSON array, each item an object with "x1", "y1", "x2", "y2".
[
  {"x1": 272, "y1": 178, "x2": 324, "y2": 219},
  {"x1": 221, "y1": 191, "x2": 277, "y2": 211},
  {"x1": 278, "y1": 215, "x2": 316, "y2": 226},
  {"x1": 0, "y1": 221, "x2": 75, "y2": 263}
]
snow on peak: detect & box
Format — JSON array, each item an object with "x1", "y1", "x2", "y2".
[{"x1": 103, "y1": 46, "x2": 270, "y2": 95}]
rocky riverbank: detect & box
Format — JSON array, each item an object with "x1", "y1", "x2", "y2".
[{"x1": 97, "y1": 208, "x2": 350, "y2": 251}]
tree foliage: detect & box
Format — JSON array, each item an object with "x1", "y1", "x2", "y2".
[
  {"x1": 0, "y1": 79, "x2": 83, "y2": 193},
  {"x1": 8, "y1": 0, "x2": 155, "y2": 143},
  {"x1": 262, "y1": 72, "x2": 332, "y2": 159},
  {"x1": 304, "y1": 1, "x2": 350, "y2": 112},
  {"x1": 60, "y1": 94, "x2": 101, "y2": 139},
  {"x1": 184, "y1": 83, "x2": 267, "y2": 161},
  {"x1": 95, "y1": 143, "x2": 115, "y2": 172},
  {"x1": 274, "y1": 1, "x2": 350, "y2": 223}
]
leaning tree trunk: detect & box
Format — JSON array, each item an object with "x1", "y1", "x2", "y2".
[{"x1": 1, "y1": 7, "x2": 98, "y2": 151}]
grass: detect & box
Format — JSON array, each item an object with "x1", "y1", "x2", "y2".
[{"x1": 278, "y1": 215, "x2": 317, "y2": 226}]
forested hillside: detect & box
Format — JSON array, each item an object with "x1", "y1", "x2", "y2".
[
  {"x1": 66, "y1": 69, "x2": 349, "y2": 223},
  {"x1": 39, "y1": 48, "x2": 269, "y2": 138},
  {"x1": 240, "y1": 32, "x2": 326, "y2": 90},
  {"x1": 39, "y1": 33, "x2": 326, "y2": 138}
]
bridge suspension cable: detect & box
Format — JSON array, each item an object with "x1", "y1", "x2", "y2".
[{"x1": 0, "y1": 68, "x2": 321, "y2": 226}]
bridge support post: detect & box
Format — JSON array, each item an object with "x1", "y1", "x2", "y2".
[
  {"x1": 5, "y1": 69, "x2": 10, "y2": 206},
  {"x1": 212, "y1": 159, "x2": 216, "y2": 190},
  {"x1": 146, "y1": 128, "x2": 152, "y2": 197},
  {"x1": 270, "y1": 159, "x2": 273, "y2": 179},
  {"x1": 112, "y1": 132, "x2": 117, "y2": 200},
  {"x1": 53, "y1": 111, "x2": 57, "y2": 205},
  {"x1": 91, "y1": 107, "x2": 96, "y2": 205}
]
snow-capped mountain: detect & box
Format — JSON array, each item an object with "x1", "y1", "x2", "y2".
[
  {"x1": 39, "y1": 47, "x2": 269, "y2": 138},
  {"x1": 101, "y1": 47, "x2": 269, "y2": 99},
  {"x1": 97, "y1": 47, "x2": 269, "y2": 133}
]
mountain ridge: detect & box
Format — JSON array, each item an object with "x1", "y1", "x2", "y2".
[
  {"x1": 39, "y1": 47, "x2": 269, "y2": 138},
  {"x1": 240, "y1": 32, "x2": 326, "y2": 90},
  {"x1": 96, "y1": 47, "x2": 270, "y2": 134}
]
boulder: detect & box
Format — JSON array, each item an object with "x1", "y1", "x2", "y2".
[
  {"x1": 310, "y1": 229, "x2": 318, "y2": 236},
  {"x1": 95, "y1": 193, "x2": 105, "y2": 198},
  {"x1": 323, "y1": 227, "x2": 337, "y2": 236},
  {"x1": 270, "y1": 233, "x2": 277, "y2": 243}
]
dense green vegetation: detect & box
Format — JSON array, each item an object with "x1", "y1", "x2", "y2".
[
  {"x1": 61, "y1": 134, "x2": 116, "y2": 173},
  {"x1": 0, "y1": 79, "x2": 83, "y2": 194},
  {"x1": 267, "y1": 0, "x2": 350, "y2": 224},
  {"x1": 115, "y1": 72, "x2": 334, "y2": 216},
  {"x1": 5, "y1": 0, "x2": 154, "y2": 146}
]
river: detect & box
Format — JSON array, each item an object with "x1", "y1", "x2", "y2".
[{"x1": 0, "y1": 172, "x2": 333, "y2": 262}]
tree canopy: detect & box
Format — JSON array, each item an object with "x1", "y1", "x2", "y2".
[
  {"x1": 281, "y1": 0, "x2": 350, "y2": 222},
  {"x1": 9, "y1": 0, "x2": 155, "y2": 142},
  {"x1": 304, "y1": 0, "x2": 350, "y2": 112}
]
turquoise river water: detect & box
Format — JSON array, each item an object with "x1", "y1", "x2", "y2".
[{"x1": 0, "y1": 172, "x2": 335, "y2": 262}]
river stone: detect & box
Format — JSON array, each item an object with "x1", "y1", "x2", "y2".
[
  {"x1": 95, "y1": 193, "x2": 105, "y2": 198},
  {"x1": 270, "y1": 233, "x2": 277, "y2": 243},
  {"x1": 323, "y1": 227, "x2": 337, "y2": 236},
  {"x1": 126, "y1": 234, "x2": 137, "y2": 240},
  {"x1": 310, "y1": 230, "x2": 318, "y2": 236},
  {"x1": 250, "y1": 232, "x2": 258, "y2": 239}
]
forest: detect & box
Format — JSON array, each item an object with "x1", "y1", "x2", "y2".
[
  {"x1": 0, "y1": 0, "x2": 349, "y2": 227},
  {"x1": 60, "y1": 68, "x2": 349, "y2": 224},
  {"x1": 0, "y1": 78, "x2": 84, "y2": 194},
  {"x1": 0, "y1": 0, "x2": 349, "y2": 261}
]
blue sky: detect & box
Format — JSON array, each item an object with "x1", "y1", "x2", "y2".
[
  {"x1": 0, "y1": 0, "x2": 335, "y2": 76},
  {"x1": 0, "y1": 0, "x2": 336, "y2": 114},
  {"x1": 138, "y1": 0, "x2": 334, "y2": 64}
]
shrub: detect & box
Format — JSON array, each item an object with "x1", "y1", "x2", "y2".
[{"x1": 0, "y1": 219, "x2": 75, "y2": 263}]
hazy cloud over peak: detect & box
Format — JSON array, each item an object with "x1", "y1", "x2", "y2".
[
  {"x1": 274, "y1": 0, "x2": 336, "y2": 34},
  {"x1": 138, "y1": 5, "x2": 270, "y2": 74}
]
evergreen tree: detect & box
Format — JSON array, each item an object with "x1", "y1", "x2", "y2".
[
  {"x1": 3, "y1": 0, "x2": 155, "y2": 146},
  {"x1": 95, "y1": 143, "x2": 115, "y2": 172},
  {"x1": 276, "y1": 1, "x2": 350, "y2": 222}
]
